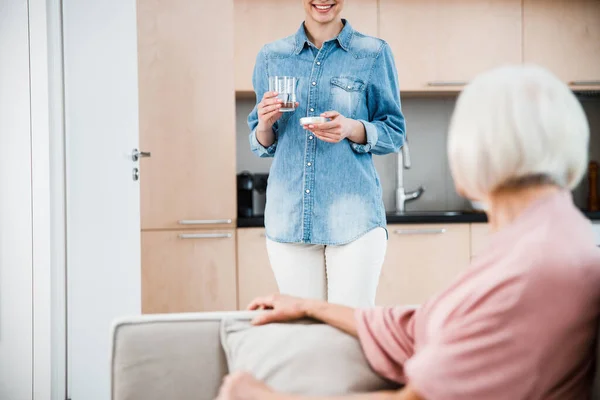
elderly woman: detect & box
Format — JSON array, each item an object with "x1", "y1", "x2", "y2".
[{"x1": 217, "y1": 64, "x2": 600, "y2": 400}]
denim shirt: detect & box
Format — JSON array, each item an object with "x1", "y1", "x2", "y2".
[{"x1": 248, "y1": 20, "x2": 406, "y2": 245}]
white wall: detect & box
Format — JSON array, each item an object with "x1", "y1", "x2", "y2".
[{"x1": 0, "y1": 0, "x2": 34, "y2": 398}]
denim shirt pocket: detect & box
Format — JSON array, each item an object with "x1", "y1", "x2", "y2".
[{"x1": 328, "y1": 76, "x2": 366, "y2": 119}]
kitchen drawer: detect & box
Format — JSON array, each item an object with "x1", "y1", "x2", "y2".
[
  {"x1": 376, "y1": 223, "x2": 471, "y2": 306},
  {"x1": 142, "y1": 229, "x2": 237, "y2": 313}
]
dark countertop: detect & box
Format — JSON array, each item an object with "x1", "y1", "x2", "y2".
[{"x1": 238, "y1": 210, "x2": 600, "y2": 228}]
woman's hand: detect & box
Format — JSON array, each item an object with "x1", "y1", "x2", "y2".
[
  {"x1": 256, "y1": 91, "x2": 299, "y2": 133},
  {"x1": 247, "y1": 294, "x2": 310, "y2": 325},
  {"x1": 303, "y1": 111, "x2": 367, "y2": 144},
  {"x1": 216, "y1": 372, "x2": 276, "y2": 400},
  {"x1": 247, "y1": 294, "x2": 358, "y2": 337},
  {"x1": 256, "y1": 91, "x2": 283, "y2": 133},
  {"x1": 216, "y1": 372, "x2": 424, "y2": 400}
]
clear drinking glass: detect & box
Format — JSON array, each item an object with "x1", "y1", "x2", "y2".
[{"x1": 268, "y1": 76, "x2": 297, "y2": 112}]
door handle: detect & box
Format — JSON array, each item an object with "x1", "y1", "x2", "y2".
[{"x1": 131, "y1": 148, "x2": 151, "y2": 161}]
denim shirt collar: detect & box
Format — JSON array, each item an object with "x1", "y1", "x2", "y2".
[{"x1": 294, "y1": 19, "x2": 353, "y2": 55}]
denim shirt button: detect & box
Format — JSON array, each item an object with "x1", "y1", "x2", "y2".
[
  {"x1": 316, "y1": 61, "x2": 321, "y2": 66},
  {"x1": 308, "y1": 135, "x2": 313, "y2": 140},
  {"x1": 310, "y1": 108, "x2": 314, "y2": 112},
  {"x1": 305, "y1": 189, "x2": 310, "y2": 194},
  {"x1": 311, "y1": 81, "x2": 316, "y2": 86}
]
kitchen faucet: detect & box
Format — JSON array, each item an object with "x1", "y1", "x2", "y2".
[{"x1": 395, "y1": 140, "x2": 425, "y2": 214}]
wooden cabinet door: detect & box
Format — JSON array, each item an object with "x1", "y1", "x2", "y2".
[
  {"x1": 379, "y1": 0, "x2": 522, "y2": 92},
  {"x1": 524, "y1": 0, "x2": 600, "y2": 89},
  {"x1": 137, "y1": 0, "x2": 236, "y2": 230},
  {"x1": 376, "y1": 224, "x2": 471, "y2": 306},
  {"x1": 379, "y1": 0, "x2": 436, "y2": 92},
  {"x1": 237, "y1": 228, "x2": 279, "y2": 309},
  {"x1": 233, "y1": 0, "x2": 378, "y2": 92},
  {"x1": 142, "y1": 230, "x2": 237, "y2": 313},
  {"x1": 470, "y1": 223, "x2": 490, "y2": 260}
]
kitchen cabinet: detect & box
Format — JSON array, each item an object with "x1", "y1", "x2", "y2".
[
  {"x1": 142, "y1": 230, "x2": 237, "y2": 313},
  {"x1": 523, "y1": 0, "x2": 600, "y2": 90},
  {"x1": 237, "y1": 228, "x2": 279, "y2": 309},
  {"x1": 137, "y1": 0, "x2": 237, "y2": 230},
  {"x1": 233, "y1": 0, "x2": 379, "y2": 92},
  {"x1": 376, "y1": 224, "x2": 471, "y2": 306},
  {"x1": 470, "y1": 223, "x2": 490, "y2": 260},
  {"x1": 379, "y1": 0, "x2": 522, "y2": 92}
]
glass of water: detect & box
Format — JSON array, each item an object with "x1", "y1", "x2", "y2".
[{"x1": 269, "y1": 76, "x2": 297, "y2": 112}]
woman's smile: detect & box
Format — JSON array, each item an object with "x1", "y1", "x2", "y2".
[{"x1": 312, "y1": 2, "x2": 334, "y2": 13}]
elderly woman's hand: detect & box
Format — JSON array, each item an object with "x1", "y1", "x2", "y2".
[
  {"x1": 247, "y1": 294, "x2": 310, "y2": 325},
  {"x1": 215, "y1": 372, "x2": 274, "y2": 400}
]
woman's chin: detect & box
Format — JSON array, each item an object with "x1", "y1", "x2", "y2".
[
  {"x1": 310, "y1": 14, "x2": 336, "y2": 24},
  {"x1": 308, "y1": 8, "x2": 339, "y2": 24}
]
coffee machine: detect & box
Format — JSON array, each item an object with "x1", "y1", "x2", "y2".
[{"x1": 237, "y1": 171, "x2": 268, "y2": 218}]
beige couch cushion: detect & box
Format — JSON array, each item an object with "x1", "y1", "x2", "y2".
[
  {"x1": 112, "y1": 313, "x2": 237, "y2": 400},
  {"x1": 220, "y1": 319, "x2": 400, "y2": 395}
]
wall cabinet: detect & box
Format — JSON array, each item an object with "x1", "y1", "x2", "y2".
[
  {"x1": 236, "y1": 228, "x2": 278, "y2": 309},
  {"x1": 142, "y1": 230, "x2": 237, "y2": 313},
  {"x1": 523, "y1": 0, "x2": 600, "y2": 90},
  {"x1": 379, "y1": 0, "x2": 522, "y2": 92},
  {"x1": 233, "y1": 0, "x2": 598, "y2": 93},
  {"x1": 138, "y1": 0, "x2": 237, "y2": 231},
  {"x1": 375, "y1": 224, "x2": 471, "y2": 306},
  {"x1": 233, "y1": 0, "x2": 378, "y2": 92}
]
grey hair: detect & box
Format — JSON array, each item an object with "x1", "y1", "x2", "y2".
[{"x1": 448, "y1": 64, "x2": 589, "y2": 200}]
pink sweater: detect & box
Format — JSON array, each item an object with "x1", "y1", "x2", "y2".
[{"x1": 356, "y1": 191, "x2": 600, "y2": 399}]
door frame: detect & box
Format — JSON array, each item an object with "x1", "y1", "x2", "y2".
[{"x1": 29, "y1": 0, "x2": 67, "y2": 398}]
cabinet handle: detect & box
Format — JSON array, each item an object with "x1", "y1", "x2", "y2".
[
  {"x1": 178, "y1": 233, "x2": 233, "y2": 239},
  {"x1": 427, "y1": 81, "x2": 468, "y2": 87},
  {"x1": 178, "y1": 219, "x2": 232, "y2": 225},
  {"x1": 570, "y1": 80, "x2": 600, "y2": 86},
  {"x1": 394, "y1": 228, "x2": 447, "y2": 235}
]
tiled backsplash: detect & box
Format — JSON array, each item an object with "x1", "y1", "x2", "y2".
[{"x1": 236, "y1": 97, "x2": 600, "y2": 212}]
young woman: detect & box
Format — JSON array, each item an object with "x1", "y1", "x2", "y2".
[
  {"x1": 223, "y1": 65, "x2": 600, "y2": 400},
  {"x1": 248, "y1": 0, "x2": 406, "y2": 307}
]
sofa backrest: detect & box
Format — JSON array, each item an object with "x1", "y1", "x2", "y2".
[{"x1": 111, "y1": 313, "x2": 237, "y2": 400}]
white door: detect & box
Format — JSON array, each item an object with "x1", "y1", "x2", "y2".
[
  {"x1": 0, "y1": 0, "x2": 34, "y2": 398},
  {"x1": 62, "y1": 0, "x2": 142, "y2": 398}
]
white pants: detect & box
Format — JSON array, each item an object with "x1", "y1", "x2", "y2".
[{"x1": 266, "y1": 228, "x2": 387, "y2": 307}]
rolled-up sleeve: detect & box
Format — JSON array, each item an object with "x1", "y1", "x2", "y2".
[
  {"x1": 352, "y1": 43, "x2": 406, "y2": 155},
  {"x1": 248, "y1": 47, "x2": 278, "y2": 158},
  {"x1": 355, "y1": 306, "x2": 417, "y2": 384}
]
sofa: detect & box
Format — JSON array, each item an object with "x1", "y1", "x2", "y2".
[{"x1": 111, "y1": 311, "x2": 600, "y2": 400}]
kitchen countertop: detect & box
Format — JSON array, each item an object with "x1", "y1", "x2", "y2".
[{"x1": 238, "y1": 210, "x2": 600, "y2": 228}]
